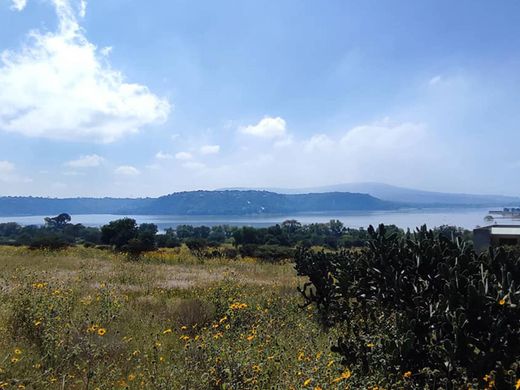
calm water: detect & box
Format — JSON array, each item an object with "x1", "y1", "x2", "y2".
[{"x1": 0, "y1": 208, "x2": 516, "y2": 231}]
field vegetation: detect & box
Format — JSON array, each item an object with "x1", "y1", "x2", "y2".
[
  {"x1": 0, "y1": 245, "x2": 353, "y2": 389},
  {"x1": 0, "y1": 218, "x2": 516, "y2": 389}
]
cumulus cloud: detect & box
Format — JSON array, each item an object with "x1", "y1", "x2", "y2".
[
  {"x1": 114, "y1": 165, "x2": 140, "y2": 176},
  {"x1": 10, "y1": 0, "x2": 27, "y2": 11},
  {"x1": 0, "y1": 160, "x2": 32, "y2": 183},
  {"x1": 339, "y1": 120, "x2": 427, "y2": 153},
  {"x1": 200, "y1": 145, "x2": 220, "y2": 155},
  {"x1": 156, "y1": 151, "x2": 173, "y2": 160},
  {"x1": 0, "y1": 0, "x2": 170, "y2": 143},
  {"x1": 303, "y1": 134, "x2": 333, "y2": 152},
  {"x1": 175, "y1": 152, "x2": 192, "y2": 160},
  {"x1": 65, "y1": 154, "x2": 104, "y2": 168},
  {"x1": 240, "y1": 116, "x2": 287, "y2": 139}
]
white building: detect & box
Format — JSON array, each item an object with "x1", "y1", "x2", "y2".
[{"x1": 473, "y1": 224, "x2": 520, "y2": 253}]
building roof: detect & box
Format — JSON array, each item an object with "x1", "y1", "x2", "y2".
[{"x1": 474, "y1": 224, "x2": 520, "y2": 235}]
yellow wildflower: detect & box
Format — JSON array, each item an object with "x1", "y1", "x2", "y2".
[
  {"x1": 403, "y1": 371, "x2": 412, "y2": 378},
  {"x1": 128, "y1": 374, "x2": 136, "y2": 381},
  {"x1": 332, "y1": 369, "x2": 351, "y2": 383},
  {"x1": 303, "y1": 378, "x2": 312, "y2": 386},
  {"x1": 14, "y1": 348, "x2": 22, "y2": 355},
  {"x1": 515, "y1": 379, "x2": 520, "y2": 390},
  {"x1": 162, "y1": 328, "x2": 172, "y2": 334},
  {"x1": 499, "y1": 298, "x2": 506, "y2": 305},
  {"x1": 11, "y1": 357, "x2": 19, "y2": 364},
  {"x1": 97, "y1": 328, "x2": 107, "y2": 336}
]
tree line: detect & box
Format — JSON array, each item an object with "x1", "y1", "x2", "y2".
[{"x1": 0, "y1": 213, "x2": 472, "y2": 260}]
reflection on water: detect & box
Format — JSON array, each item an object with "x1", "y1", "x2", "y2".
[{"x1": 1, "y1": 208, "x2": 518, "y2": 231}]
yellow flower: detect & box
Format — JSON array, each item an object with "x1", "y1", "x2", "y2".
[
  {"x1": 247, "y1": 334, "x2": 255, "y2": 341},
  {"x1": 34, "y1": 320, "x2": 42, "y2": 327},
  {"x1": 14, "y1": 348, "x2": 22, "y2": 355},
  {"x1": 327, "y1": 360, "x2": 334, "y2": 367},
  {"x1": 332, "y1": 369, "x2": 351, "y2": 383},
  {"x1": 314, "y1": 387, "x2": 323, "y2": 390},
  {"x1": 515, "y1": 379, "x2": 520, "y2": 389},
  {"x1": 128, "y1": 374, "x2": 136, "y2": 381},
  {"x1": 297, "y1": 351, "x2": 305, "y2": 361},
  {"x1": 180, "y1": 325, "x2": 188, "y2": 330},
  {"x1": 18, "y1": 384, "x2": 26, "y2": 389},
  {"x1": 366, "y1": 343, "x2": 375, "y2": 348},
  {"x1": 499, "y1": 298, "x2": 506, "y2": 305},
  {"x1": 483, "y1": 374, "x2": 492, "y2": 382},
  {"x1": 97, "y1": 328, "x2": 107, "y2": 336},
  {"x1": 180, "y1": 335, "x2": 190, "y2": 341},
  {"x1": 162, "y1": 328, "x2": 172, "y2": 334},
  {"x1": 11, "y1": 357, "x2": 19, "y2": 364},
  {"x1": 303, "y1": 378, "x2": 312, "y2": 386},
  {"x1": 403, "y1": 371, "x2": 412, "y2": 379}
]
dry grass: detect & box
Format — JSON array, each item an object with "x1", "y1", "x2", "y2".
[{"x1": 0, "y1": 246, "x2": 355, "y2": 389}]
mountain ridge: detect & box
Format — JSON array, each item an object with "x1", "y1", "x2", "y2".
[
  {"x1": 219, "y1": 182, "x2": 520, "y2": 206},
  {"x1": 0, "y1": 190, "x2": 395, "y2": 217}
]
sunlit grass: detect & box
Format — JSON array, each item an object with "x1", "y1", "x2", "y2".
[{"x1": 0, "y1": 246, "x2": 355, "y2": 389}]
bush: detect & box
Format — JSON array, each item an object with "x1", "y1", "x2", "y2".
[
  {"x1": 28, "y1": 234, "x2": 70, "y2": 250},
  {"x1": 295, "y1": 224, "x2": 520, "y2": 388}
]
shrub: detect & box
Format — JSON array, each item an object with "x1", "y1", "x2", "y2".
[
  {"x1": 295, "y1": 224, "x2": 520, "y2": 388},
  {"x1": 28, "y1": 234, "x2": 70, "y2": 250}
]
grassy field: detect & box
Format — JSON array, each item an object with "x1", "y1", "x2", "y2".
[{"x1": 0, "y1": 246, "x2": 361, "y2": 390}]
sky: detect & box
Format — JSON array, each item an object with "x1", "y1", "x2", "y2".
[{"x1": 0, "y1": 0, "x2": 520, "y2": 197}]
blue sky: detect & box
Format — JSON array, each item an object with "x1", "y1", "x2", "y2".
[{"x1": 0, "y1": 0, "x2": 519, "y2": 197}]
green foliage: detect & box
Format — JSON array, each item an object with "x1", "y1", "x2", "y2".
[{"x1": 295, "y1": 224, "x2": 520, "y2": 388}]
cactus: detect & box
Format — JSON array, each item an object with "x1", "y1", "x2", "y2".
[{"x1": 295, "y1": 224, "x2": 520, "y2": 388}]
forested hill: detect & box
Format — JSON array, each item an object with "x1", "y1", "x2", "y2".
[{"x1": 0, "y1": 190, "x2": 396, "y2": 217}]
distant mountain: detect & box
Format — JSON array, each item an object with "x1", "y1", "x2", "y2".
[
  {"x1": 221, "y1": 183, "x2": 520, "y2": 207},
  {"x1": 0, "y1": 197, "x2": 153, "y2": 217},
  {"x1": 0, "y1": 190, "x2": 396, "y2": 217}
]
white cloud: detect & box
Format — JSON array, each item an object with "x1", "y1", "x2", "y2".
[
  {"x1": 0, "y1": 160, "x2": 32, "y2": 183},
  {"x1": 182, "y1": 161, "x2": 205, "y2": 170},
  {"x1": 240, "y1": 116, "x2": 287, "y2": 139},
  {"x1": 10, "y1": 0, "x2": 27, "y2": 11},
  {"x1": 156, "y1": 151, "x2": 173, "y2": 160},
  {"x1": 65, "y1": 154, "x2": 104, "y2": 168},
  {"x1": 175, "y1": 152, "x2": 192, "y2": 160},
  {"x1": 0, "y1": 160, "x2": 15, "y2": 174},
  {"x1": 200, "y1": 145, "x2": 220, "y2": 155},
  {"x1": 303, "y1": 134, "x2": 333, "y2": 152},
  {"x1": 429, "y1": 75, "x2": 442, "y2": 86},
  {"x1": 114, "y1": 165, "x2": 140, "y2": 176},
  {"x1": 0, "y1": 0, "x2": 170, "y2": 143},
  {"x1": 339, "y1": 120, "x2": 426, "y2": 152}
]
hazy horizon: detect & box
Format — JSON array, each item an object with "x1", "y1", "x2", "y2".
[{"x1": 1, "y1": 1, "x2": 520, "y2": 197}]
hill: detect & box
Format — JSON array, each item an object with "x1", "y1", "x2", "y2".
[
  {"x1": 0, "y1": 190, "x2": 395, "y2": 217},
  {"x1": 221, "y1": 182, "x2": 520, "y2": 207}
]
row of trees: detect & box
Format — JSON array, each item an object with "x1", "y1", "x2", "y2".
[{"x1": 0, "y1": 214, "x2": 473, "y2": 258}]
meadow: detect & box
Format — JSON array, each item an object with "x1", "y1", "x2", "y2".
[{"x1": 0, "y1": 245, "x2": 358, "y2": 390}]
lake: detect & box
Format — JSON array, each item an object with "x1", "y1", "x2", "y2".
[{"x1": 0, "y1": 207, "x2": 516, "y2": 231}]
